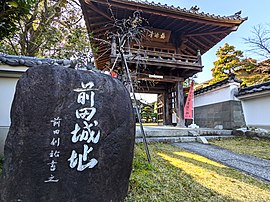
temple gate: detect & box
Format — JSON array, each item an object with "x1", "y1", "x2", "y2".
[{"x1": 79, "y1": 0, "x2": 247, "y2": 126}]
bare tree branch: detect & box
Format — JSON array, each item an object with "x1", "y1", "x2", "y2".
[{"x1": 244, "y1": 24, "x2": 270, "y2": 58}]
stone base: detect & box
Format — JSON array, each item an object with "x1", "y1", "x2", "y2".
[{"x1": 195, "y1": 100, "x2": 246, "y2": 129}]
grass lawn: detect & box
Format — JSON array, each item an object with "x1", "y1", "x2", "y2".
[
  {"x1": 209, "y1": 137, "x2": 270, "y2": 160},
  {"x1": 126, "y1": 143, "x2": 270, "y2": 202}
]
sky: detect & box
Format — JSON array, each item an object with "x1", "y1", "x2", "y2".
[
  {"x1": 155, "y1": 0, "x2": 270, "y2": 83},
  {"x1": 137, "y1": 0, "x2": 270, "y2": 102}
]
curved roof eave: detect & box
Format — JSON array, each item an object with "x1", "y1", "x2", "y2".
[{"x1": 89, "y1": 0, "x2": 247, "y2": 25}]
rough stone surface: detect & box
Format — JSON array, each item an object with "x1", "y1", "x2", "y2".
[
  {"x1": 0, "y1": 65, "x2": 135, "y2": 202},
  {"x1": 233, "y1": 128, "x2": 270, "y2": 139},
  {"x1": 195, "y1": 100, "x2": 246, "y2": 129}
]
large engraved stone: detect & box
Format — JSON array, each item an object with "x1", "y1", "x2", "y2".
[{"x1": 0, "y1": 65, "x2": 135, "y2": 202}]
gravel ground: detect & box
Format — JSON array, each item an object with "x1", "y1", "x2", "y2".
[{"x1": 173, "y1": 142, "x2": 270, "y2": 184}]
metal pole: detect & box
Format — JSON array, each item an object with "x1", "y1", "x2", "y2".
[{"x1": 118, "y1": 44, "x2": 151, "y2": 165}]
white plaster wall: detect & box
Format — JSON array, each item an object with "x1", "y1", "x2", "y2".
[
  {"x1": 241, "y1": 95, "x2": 270, "y2": 129},
  {"x1": 0, "y1": 78, "x2": 18, "y2": 127},
  {"x1": 195, "y1": 82, "x2": 240, "y2": 107},
  {"x1": 0, "y1": 77, "x2": 19, "y2": 155}
]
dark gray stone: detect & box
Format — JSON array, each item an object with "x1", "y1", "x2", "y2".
[
  {"x1": 232, "y1": 128, "x2": 245, "y2": 136},
  {"x1": 195, "y1": 100, "x2": 246, "y2": 129},
  {"x1": 1, "y1": 65, "x2": 135, "y2": 202}
]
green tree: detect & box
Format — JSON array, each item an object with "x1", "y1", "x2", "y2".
[
  {"x1": 0, "y1": 0, "x2": 91, "y2": 62},
  {"x1": 235, "y1": 58, "x2": 270, "y2": 86},
  {"x1": 141, "y1": 104, "x2": 157, "y2": 123},
  {"x1": 209, "y1": 43, "x2": 270, "y2": 87},
  {"x1": 210, "y1": 43, "x2": 243, "y2": 84},
  {"x1": 0, "y1": 0, "x2": 36, "y2": 40}
]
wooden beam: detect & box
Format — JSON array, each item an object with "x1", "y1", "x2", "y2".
[
  {"x1": 91, "y1": 21, "x2": 109, "y2": 27},
  {"x1": 96, "y1": 56, "x2": 109, "y2": 63},
  {"x1": 174, "y1": 22, "x2": 197, "y2": 33},
  {"x1": 188, "y1": 24, "x2": 214, "y2": 34},
  {"x1": 186, "y1": 29, "x2": 233, "y2": 37},
  {"x1": 182, "y1": 44, "x2": 197, "y2": 55},
  {"x1": 158, "y1": 16, "x2": 172, "y2": 28},
  {"x1": 88, "y1": 15, "x2": 105, "y2": 22},
  {"x1": 92, "y1": 25, "x2": 114, "y2": 34},
  {"x1": 126, "y1": 59, "x2": 202, "y2": 70},
  {"x1": 133, "y1": 73, "x2": 184, "y2": 83},
  {"x1": 181, "y1": 49, "x2": 190, "y2": 55},
  {"x1": 84, "y1": 0, "x2": 113, "y2": 21},
  {"x1": 189, "y1": 36, "x2": 208, "y2": 50},
  {"x1": 198, "y1": 35, "x2": 214, "y2": 45},
  {"x1": 206, "y1": 25, "x2": 226, "y2": 33},
  {"x1": 135, "y1": 86, "x2": 167, "y2": 94},
  {"x1": 185, "y1": 38, "x2": 203, "y2": 53},
  {"x1": 210, "y1": 34, "x2": 222, "y2": 41},
  {"x1": 164, "y1": 18, "x2": 179, "y2": 30},
  {"x1": 178, "y1": 37, "x2": 188, "y2": 52}
]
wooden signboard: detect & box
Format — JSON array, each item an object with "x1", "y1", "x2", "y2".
[{"x1": 145, "y1": 28, "x2": 171, "y2": 43}]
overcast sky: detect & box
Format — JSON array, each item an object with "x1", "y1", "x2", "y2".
[{"x1": 156, "y1": 0, "x2": 270, "y2": 82}]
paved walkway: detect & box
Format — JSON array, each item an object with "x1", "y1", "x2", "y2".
[{"x1": 173, "y1": 142, "x2": 270, "y2": 184}]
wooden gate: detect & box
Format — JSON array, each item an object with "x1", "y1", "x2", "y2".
[{"x1": 157, "y1": 94, "x2": 164, "y2": 125}]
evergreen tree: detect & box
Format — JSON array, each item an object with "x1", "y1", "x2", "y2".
[
  {"x1": 210, "y1": 43, "x2": 243, "y2": 84},
  {"x1": 0, "y1": 0, "x2": 35, "y2": 40},
  {"x1": 0, "y1": 0, "x2": 91, "y2": 62},
  {"x1": 209, "y1": 43, "x2": 270, "y2": 87}
]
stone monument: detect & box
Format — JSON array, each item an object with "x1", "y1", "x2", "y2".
[{"x1": 0, "y1": 65, "x2": 135, "y2": 201}]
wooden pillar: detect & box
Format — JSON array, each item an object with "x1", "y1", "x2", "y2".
[
  {"x1": 175, "y1": 81, "x2": 185, "y2": 127},
  {"x1": 164, "y1": 90, "x2": 172, "y2": 125},
  {"x1": 157, "y1": 93, "x2": 165, "y2": 125}
]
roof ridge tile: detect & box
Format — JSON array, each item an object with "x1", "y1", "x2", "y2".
[{"x1": 121, "y1": 0, "x2": 247, "y2": 21}]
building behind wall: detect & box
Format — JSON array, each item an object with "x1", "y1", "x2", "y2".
[
  {"x1": 194, "y1": 75, "x2": 246, "y2": 129},
  {"x1": 0, "y1": 63, "x2": 28, "y2": 154},
  {"x1": 237, "y1": 81, "x2": 270, "y2": 130}
]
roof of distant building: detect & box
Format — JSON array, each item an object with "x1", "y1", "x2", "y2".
[
  {"x1": 237, "y1": 81, "x2": 270, "y2": 97},
  {"x1": 195, "y1": 74, "x2": 241, "y2": 95}
]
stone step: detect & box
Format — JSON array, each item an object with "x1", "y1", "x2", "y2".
[
  {"x1": 136, "y1": 126, "x2": 232, "y2": 138},
  {"x1": 136, "y1": 128, "x2": 189, "y2": 137},
  {"x1": 135, "y1": 135, "x2": 236, "y2": 143}
]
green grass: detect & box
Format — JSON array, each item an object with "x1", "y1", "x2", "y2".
[
  {"x1": 126, "y1": 143, "x2": 270, "y2": 202},
  {"x1": 209, "y1": 137, "x2": 270, "y2": 160}
]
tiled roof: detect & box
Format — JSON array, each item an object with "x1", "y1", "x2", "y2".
[
  {"x1": 195, "y1": 74, "x2": 241, "y2": 95},
  {"x1": 121, "y1": 0, "x2": 247, "y2": 21},
  {"x1": 237, "y1": 81, "x2": 270, "y2": 97},
  {"x1": 0, "y1": 53, "x2": 74, "y2": 67}
]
